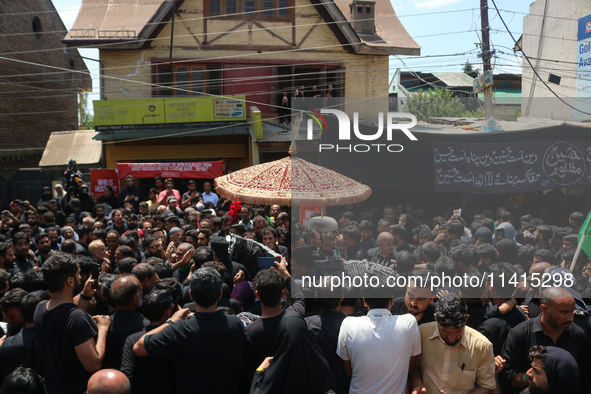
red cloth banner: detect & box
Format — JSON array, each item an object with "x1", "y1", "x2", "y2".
[
  {"x1": 91, "y1": 169, "x2": 120, "y2": 198},
  {"x1": 116, "y1": 160, "x2": 226, "y2": 179},
  {"x1": 299, "y1": 206, "x2": 321, "y2": 225}
]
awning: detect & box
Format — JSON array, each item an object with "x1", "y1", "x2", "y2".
[
  {"x1": 117, "y1": 160, "x2": 226, "y2": 179},
  {"x1": 39, "y1": 130, "x2": 101, "y2": 167}
]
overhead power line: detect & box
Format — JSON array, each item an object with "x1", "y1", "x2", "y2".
[{"x1": 490, "y1": 0, "x2": 591, "y2": 117}]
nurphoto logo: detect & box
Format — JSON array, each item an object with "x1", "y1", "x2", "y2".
[{"x1": 305, "y1": 109, "x2": 418, "y2": 153}]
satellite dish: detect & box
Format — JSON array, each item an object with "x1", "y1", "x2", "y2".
[{"x1": 306, "y1": 216, "x2": 338, "y2": 232}]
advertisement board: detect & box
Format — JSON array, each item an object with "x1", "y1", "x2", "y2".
[{"x1": 94, "y1": 96, "x2": 246, "y2": 130}]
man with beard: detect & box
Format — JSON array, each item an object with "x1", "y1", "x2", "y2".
[
  {"x1": 119, "y1": 176, "x2": 142, "y2": 213},
  {"x1": 25, "y1": 211, "x2": 41, "y2": 242},
  {"x1": 126, "y1": 214, "x2": 139, "y2": 231},
  {"x1": 45, "y1": 227, "x2": 60, "y2": 251},
  {"x1": 89, "y1": 240, "x2": 110, "y2": 272},
  {"x1": 34, "y1": 252, "x2": 110, "y2": 394},
  {"x1": 12, "y1": 232, "x2": 34, "y2": 274},
  {"x1": 524, "y1": 345, "x2": 580, "y2": 394},
  {"x1": 181, "y1": 180, "x2": 202, "y2": 210},
  {"x1": 94, "y1": 204, "x2": 108, "y2": 227},
  {"x1": 144, "y1": 235, "x2": 165, "y2": 261},
  {"x1": 34, "y1": 232, "x2": 52, "y2": 266},
  {"x1": 413, "y1": 293, "x2": 496, "y2": 394},
  {"x1": 391, "y1": 272, "x2": 435, "y2": 325},
  {"x1": 0, "y1": 242, "x2": 16, "y2": 271},
  {"x1": 261, "y1": 227, "x2": 287, "y2": 257},
  {"x1": 106, "y1": 210, "x2": 128, "y2": 236},
  {"x1": 499, "y1": 286, "x2": 589, "y2": 394}
]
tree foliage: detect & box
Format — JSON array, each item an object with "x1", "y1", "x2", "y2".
[
  {"x1": 463, "y1": 61, "x2": 474, "y2": 74},
  {"x1": 80, "y1": 92, "x2": 94, "y2": 129},
  {"x1": 403, "y1": 88, "x2": 480, "y2": 122}
]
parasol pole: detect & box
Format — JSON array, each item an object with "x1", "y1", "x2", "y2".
[
  {"x1": 570, "y1": 215, "x2": 591, "y2": 272},
  {"x1": 570, "y1": 236, "x2": 585, "y2": 272},
  {"x1": 289, "y1": 114, "x2": 302, "y2": 157}
]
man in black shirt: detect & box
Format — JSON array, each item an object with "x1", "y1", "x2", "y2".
[
  {"x1": 210, "y1": 236, "x2": 247, "y2": 285},
  {"x1": 180, "y1": 180, "x2": 201, "y2": 210},
  {"x1": 305, "y1": 296, "x2": 349, "y2": 394},
  {"x1": 341, "y1": 226, "x2": 368, "y2": 260},
  {"x1": 500, "y1": 286, "x2": 589, "y2": 394},
  {"x1": 0, "y1": 291, "x2": 47, "y2": 382},
  {"x1": 133, "y1": 267, "x2": 248, "y2": 394},
  {"x1": 245, "y1": 257, "x2": 305, "y2": 375},
  {"x1": 389, "y1": 224, "x2": 416, "y2": 255},
  {"x1": 34, "y1": 232, "x2": 52, "y2": 267},
  {"x1": 119, "y1": 175, "x2": 142, "y2": 213},
  {"x1": 106, "y1": 210, "x2": 128, "y2": 236},
  {"x1": 12, "y1": 232, "x2": 34, "y2": 274},
  {"x1": 34, "y1": 252, "x2": 110, "y2": 394},
  {"x1": 367, "y1": 232, "x2": 396, "y2": 268},
  {"x1": 132, "y1": 263, "x2": 159, "y2": 296},
  {"x1": 121, "y1": 290, "x2": 175, "y2": 394},
  {"x1": 103, "y1": 276, "x2": 146, "y2": 370},
  {"x1": 0, "y1": 288, "x2": 27, "y2": 336}
]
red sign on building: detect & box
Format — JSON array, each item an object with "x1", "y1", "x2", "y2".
[
  {"x1": 91, "y1": 169, "x2": 119, "y2": 198},
  {"x1": 116, "y1": 160, "x2": 226, "y2": 179}
]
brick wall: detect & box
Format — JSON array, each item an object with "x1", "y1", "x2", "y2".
[{"x1": 0, "y1": 0, "x2": 91, "y2": 151}]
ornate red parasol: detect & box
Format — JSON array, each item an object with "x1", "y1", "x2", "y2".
[{"x1": 214, "y1": 156, "x2": 372, "y2": 206}]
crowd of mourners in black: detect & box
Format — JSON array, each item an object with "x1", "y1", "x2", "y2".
[{"x1": 0, "y1": 170, "x2": 590, "y2": 394}]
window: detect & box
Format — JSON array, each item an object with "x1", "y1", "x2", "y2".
[
  {"x1": 210, "y1": 0, "x2": 221, "y2": 13},
  {"x1": 206, "y1": 0, "x2": 293, "y2": 20},
  {"x1": 32, "y1": 16, "x2": 42, "y2": 39},
  {"x1": 278, "y1": 0, "x2": 289, "y2": 16},
  {"x1": 244, "y1": 0, "x2": 256, "y2": 14},
  {"x1": 154, "y1": 64, "x2": 222, "y2": 97},
  {"x1": 227, "y1": 0, "x2": 237, "y2": 14},
  {"x1": 262, "y1": 0, "x2": 274, "y2": 16}
]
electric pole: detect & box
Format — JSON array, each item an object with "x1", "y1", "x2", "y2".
[
  {"x1": 479, "y1": 0, "x2": 502, "y2": 131},
  {"x1": 480, "y1": 0, "x2": 491, "y2": 72}
]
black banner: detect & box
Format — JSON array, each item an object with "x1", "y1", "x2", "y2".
[{"x1": 433, "y1": 140, "x2": 589, "y2": 193}]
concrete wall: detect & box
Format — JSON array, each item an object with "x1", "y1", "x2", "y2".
[{"x1": 521, "y1": 0, "x2": 591, "y2": 120}]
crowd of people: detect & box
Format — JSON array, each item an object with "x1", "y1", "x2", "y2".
[{"x1": 0, "y1": 171, "x2": 589, "y2": 394}]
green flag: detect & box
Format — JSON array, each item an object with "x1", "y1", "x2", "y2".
[{"x1": 577, "y1": 211, "x2": 591, "y2": 256}]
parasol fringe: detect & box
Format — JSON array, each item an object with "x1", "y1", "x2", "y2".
[
  {"x1": 215, "y1": 183, "x2": 372, "y2": 206},
  {"x1": 214, "y1": 156, "x2": 372, "y2": 207}
]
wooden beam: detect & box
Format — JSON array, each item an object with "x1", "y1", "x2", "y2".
[{"x1": 252, "y1": 21, "x2": 292, "y2": 46}]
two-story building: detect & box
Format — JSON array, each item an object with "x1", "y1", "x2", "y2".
[{"x1": 64, "y1": 0, "x2": 419, "y2": 170}]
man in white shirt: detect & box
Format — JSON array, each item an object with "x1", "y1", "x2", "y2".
[{"x1": 337, "y1": 297, "x2": 422, "y2": 394}]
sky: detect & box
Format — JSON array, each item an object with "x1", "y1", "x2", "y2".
[{"x1": 52, "y1": 0, "x2": 533, "y2": 114}]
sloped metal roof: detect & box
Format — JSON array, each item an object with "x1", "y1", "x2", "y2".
[
  {"x1": 93, "y1": 124, "x2": 249, "y2": 141},
  {"x1": 432, "y1": 72, "x2": 475, "y2": 87},
  {"x1": 255, "y1": 122, "x2": 292, "y2": 142},
  {"x1": 39, "y1": 130, "x2": 101, "y2": 167},
  {"x1": 64, "y1": 0, "x2": 174, "y2": 46}
]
